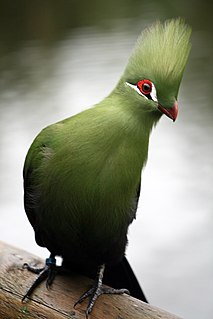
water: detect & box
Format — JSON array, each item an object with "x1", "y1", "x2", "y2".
[{"x1": 0, "y1": 2, "x2": 212, "y2": 318}]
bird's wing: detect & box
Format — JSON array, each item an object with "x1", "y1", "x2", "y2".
[
  {"x1": 23, "y1": 126, "x2": 56, "y2": 247},
  {"x1": 101, "y1": 182, "x2": 146, "y2": 301},
  {"x1": 100, "y1": 182, "x2": 146, "y2": 302},
  {"x1": 129, "y1": 180, "x2": 141, "y2": 223}
]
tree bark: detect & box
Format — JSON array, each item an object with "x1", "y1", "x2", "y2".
[{"x1": 0, "y1": 241, "x2": 182, "y2": 319}]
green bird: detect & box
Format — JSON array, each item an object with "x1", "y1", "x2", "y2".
[{"x1": 23, "y1": 18, "x2": 191, "y2": 317}]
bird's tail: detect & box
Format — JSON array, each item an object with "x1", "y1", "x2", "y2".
[{"x1": 103, "y1": 256, "x2": 148, "y2": 303}]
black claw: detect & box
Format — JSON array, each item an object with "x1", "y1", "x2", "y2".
[
  {"x1": 75, "y1": 264, "x2": 129, "y2": 317},
  {"x1": 22, "y1": 267, "x2": 49, "y2": 301},
  {"x1": 23, "y1": 263, "x2": 44, "y2": 274},
  {"x1": 102, "y1": 287, "x2": 130, "y2": 295},
  {"x1": 86, "y1": 308, "x2": 91, "y2": 319},
  {"x1": 22, "y1": 255, "x2": 57, "y2": 301},
  {"x1": 74, "y1": 287, "x2": 94, "y2": 307}
]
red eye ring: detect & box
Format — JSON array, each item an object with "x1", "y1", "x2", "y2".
[{"x1": 137, "y1": 79, "x2": 152, "y2": 95}]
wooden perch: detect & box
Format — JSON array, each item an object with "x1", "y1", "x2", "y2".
[{"x1": 0, "y1": 241, "x2": 182, "y2": 319}]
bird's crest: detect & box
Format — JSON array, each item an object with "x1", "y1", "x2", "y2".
[{"x1": 122, "y1": 18, "x2": 191, "y2": 92}]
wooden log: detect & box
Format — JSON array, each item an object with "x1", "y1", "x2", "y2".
[{"x1": 0, "y1": 241, "x2": 182, "y2": 319}]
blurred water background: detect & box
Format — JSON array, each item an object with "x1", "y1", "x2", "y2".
[{"x1": 0, "y1": 1, "x2": 212, "y2": 318}]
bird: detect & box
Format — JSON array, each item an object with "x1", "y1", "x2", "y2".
[{"x1": 22, "y1": 18, "x2": 191, "y2": 317}]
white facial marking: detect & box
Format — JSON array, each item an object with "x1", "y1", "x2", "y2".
[
  {"x1": 126, "y1": 81, "x2": 158, "y2": 102},
  {"x1": 150, "y1": 83, "x2": 157, "y2": 102},
  {"x1": 126, "y1": 82, "x2": 145, "y2": 97}
]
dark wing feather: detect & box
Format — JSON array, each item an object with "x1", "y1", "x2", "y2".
[
  {"x1": 104, "y1": 256, "x2": 148, "y2": 302},
  {"x1": 103, "y1": 180, "x2": 148, "y2": 302},
  {"x1": 23, "y1": 137, "x2": 47, "y2": 247},
  {"x1": 129, "y1": 180, "x2": 141, "y2": 224},
  {"x1": 104, "y1": 181, "x2": 147, "y2": 301}
]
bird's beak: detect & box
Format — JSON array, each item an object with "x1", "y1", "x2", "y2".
[{"x1": 158, "y1": 100, "x2": 178, "y2": 122}]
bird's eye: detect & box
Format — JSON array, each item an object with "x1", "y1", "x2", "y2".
[{"x1": 137, "y1": 80, "x2": 152, "y2": 95}]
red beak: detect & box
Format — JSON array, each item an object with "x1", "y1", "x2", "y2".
[{"x1": 158, "y1": 100, "x2": 178, "y2": 122}]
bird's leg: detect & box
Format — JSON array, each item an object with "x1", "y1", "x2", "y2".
[
  {"x1": 22, "y1": 254, "x2": 57, "y2": 301},
  {"x1": 75, "y1": 264, "x2": 130, "y2": 318}
]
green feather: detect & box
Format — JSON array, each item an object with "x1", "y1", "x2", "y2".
[
  {"x1": 25, "y1": 96, "x2": 150, "y2": 243},
  {"x1": 24, "y1": 18, "x2": 191, "y2": 264},
  {"x1": 119, "y1": 18, "x2": 191, "y2": 107}
]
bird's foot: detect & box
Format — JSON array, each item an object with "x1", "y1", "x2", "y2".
[
  {"x1": 22, "y1": 256, "x2": 57, "y2": 301},
  {"x1": 74, "y1": 264, "x2": 129, "y2": 318}
]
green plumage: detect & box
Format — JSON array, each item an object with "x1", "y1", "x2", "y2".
[
  {"x1": 23, "y1": 18, "x2": 191, "y2": 312},
  {"x1": 24, "y1": 95, "x2": 153, "y2": 262},
  {"x1": 120, "y1": 18, "x2": 191, "y2": 107}
]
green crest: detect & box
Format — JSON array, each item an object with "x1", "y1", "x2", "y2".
[{"x1": 122, "y1": 18, "x2": 191, "y2": 100}]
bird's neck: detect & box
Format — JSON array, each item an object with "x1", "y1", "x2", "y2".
[
  {"x1": 85, "y1": 92, "x2": 159, "y2": 234},
  {"x1": 92, "y1": 91, "x2": 160, "y2": 177},
  {"x1": 99, "y1": 91, "x2": 160, "y2": 147}
]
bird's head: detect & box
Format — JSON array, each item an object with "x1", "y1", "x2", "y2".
[{"x1": 117, "y1": 18, "x2": 191, "y2": 122}]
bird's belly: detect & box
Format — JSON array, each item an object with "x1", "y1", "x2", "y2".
[
  {"x1": 36, "y1": 147, "x2": 140, "y2": 267},
  {"x1": 38, "y1": 193, "x2": 130, "y2": 268}
]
